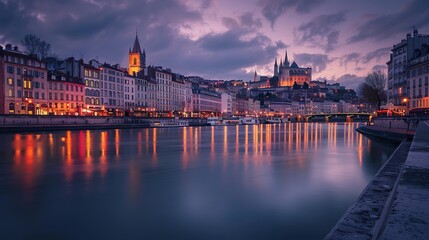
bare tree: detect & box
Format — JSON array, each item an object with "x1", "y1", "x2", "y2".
[
  {"x1": 21, "y1": 34, "x2": 39, "y2": 55},
  {"x1": 21, "y1": 34, "x2": 51, "y2": 59},
  {"x1": 358, "y1": 71, "x2": 387, "y2": 110},
  {"x1": 38, "y1": 40, "x2": 51, "y2": 59}
]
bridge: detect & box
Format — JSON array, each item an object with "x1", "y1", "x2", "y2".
[{"x1": 302, "y1": 113, "x2": 372, "y2": 122}]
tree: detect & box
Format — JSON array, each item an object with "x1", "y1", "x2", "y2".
[
  {"x1": 21, "y1": 34, "x2": 51, "y2": 59},
  {"x1": 358, "y1": 71, "x2": 387, "y2": 110}
]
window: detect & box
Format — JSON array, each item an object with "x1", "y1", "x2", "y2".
[
  {"x1": 49, "y1": 92, "x2": 52, "y2": 100},
  {"x1": 17, "y1": 90, "x2": 22, "y2": 98},
  {"x1": 7, "y1": 66, "x2": 14, "y2": 74},
  {"x1": 8, "y1": 89, "x2": 14, "y2": 97},
  {"x1": 17, "y1": 79, "x2": 22, "y2": 86},
  {"x1": 7, "y1": 78, "x2": 13, "y2": 85},
  {"x1": 17, "y1": 68, "x2": 21, "y2": 75}
]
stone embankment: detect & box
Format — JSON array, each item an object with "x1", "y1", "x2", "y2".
[
  {"x1": 326, "y1": 120, "x2": 429, "y2": 240},
  {"x1": 356, "y1": 117, "x2": 419, "y2": 142},
  {"x1": 0, "y1": 115, "x2": 207, "y2": 133}
]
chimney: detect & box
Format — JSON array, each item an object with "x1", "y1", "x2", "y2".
[
  {"x1": 13, "y1": 45, "x2": 18, "y2": 51},
  {"x1": 413, "y1": 28, "x2": 418, "y2": 37},
  {"x1": 5, "y1": 44, "x2": 12, "y2": 50}
]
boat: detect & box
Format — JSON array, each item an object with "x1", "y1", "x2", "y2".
[
  {"x1": 239, "y1": 116, "x2": 259, "y2": 125},
  {"x1": 149, "y1": 118, "x2": 189, "y2": 128},
  {"x1": 207, "y1": 117, "x2": 223, "y2": 126},
  {"x1": 222, "y1": 117, "x2": 240, "y2": 125},
  {"x1": 266, "y1": 117, "x2": 284, "y2": 124}
]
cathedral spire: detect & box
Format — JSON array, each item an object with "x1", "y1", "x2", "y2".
[
  {"x1": 284, "y1": 50, "x2": 289, "y2": 67},
  {"x1": 131, "y1": 33, "x2": 142, "y2": 54},
  {"x1": 274, "y1": 58, "x2": 278, "y2": 77}
]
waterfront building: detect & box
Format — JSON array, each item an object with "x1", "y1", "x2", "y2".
[
  {"x1": 387, "y1": 28, "x2": 429, "y2": 106},
  {"x1": 221, "y1": 93, "x2": 233, "y2": 114},
  {"x1": 183, "y1": 79, "x2": 193, "y2": 116},
  {"x1": 0, "y1": 44, "x2": 49, "y2": 115},
  {"x1": 274, "y1": 51, "x2": 312, "y2": 87},
  {"x1": 83, "y1": 63, "x2": 102, "y2": 115},
  {"x1": 124, "y1": 74, "x2": 136, "y2": 112},
  {"x1": 192, "y1": 88, "x2": 221, "y2": 116},
  {"x1": 47, "y1": 70, "x2": 85, "y2": 115},
  {"x1": 44, "y1": 57, "x2": 87, "y2": 115},
  {"x1": 100, "y1": 63, "x2": 125, "y2": 116},
  {"x1": 269, "y1": 101, "x2": 292, "y2": 115},
  {"x1": 128, "y1": 33, "x2": 146, "y2": 76},
  {"x1": 135, "y1": 74, "x2": 148, "y2": 107},
  {"x1": 408, "y1": 44, "x2": 429, "y2": 109},
  {"x1": 146, "y1": 66, "x2": 187, "y2": 114}
]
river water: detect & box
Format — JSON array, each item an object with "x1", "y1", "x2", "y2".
[{"x1": 0, "y1": 123, "x2": 397, "y2": 239}]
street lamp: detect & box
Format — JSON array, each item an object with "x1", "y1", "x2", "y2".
[{"x1": 402, "y1": 98, "x2": 408, "y2": 115}]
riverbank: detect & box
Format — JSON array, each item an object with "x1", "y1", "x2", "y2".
[
  {"x1": 326, "y1": 120, "x2": 429, "y2": 239},
  {"x1": 0, "y1": 115, "x2": 209, "y2": 133}
]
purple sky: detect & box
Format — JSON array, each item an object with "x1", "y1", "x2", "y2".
[{"x1": 1, "y1": 0, "x2": 429, "y2": 87}]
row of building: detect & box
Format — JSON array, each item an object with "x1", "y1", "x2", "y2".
[{"x1": 1, "y1": 33, "x2": 365, "y2": 117}]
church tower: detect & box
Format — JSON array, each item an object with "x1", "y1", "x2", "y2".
[
  {"x1": 284, "y1": 50, "x2": 290, "y2": 68},
  {"x1": 274, "y1": 58, "x2": 278, "y2": 76},
  {"x1": 128, "y1": 32, "x2": 146, "y2": 76}
]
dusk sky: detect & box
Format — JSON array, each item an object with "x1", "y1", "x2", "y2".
[{"x1": 1, "y1": 0, "x2": 429, "y2": 88}]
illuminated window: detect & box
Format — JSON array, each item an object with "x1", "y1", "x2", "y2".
[
  {"x1": 8, "y1": 89, "x2": 14, "y2": 97},
  {"x1": 7, "y1": 78, "x2": 13, "y2": 85}
]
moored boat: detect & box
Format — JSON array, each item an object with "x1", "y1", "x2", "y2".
[{"x1": 149, "y1": 118, "x2": 189, "y2": 128}]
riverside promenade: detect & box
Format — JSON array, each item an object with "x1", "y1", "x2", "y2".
[{"x1": 326, "y1": 120, "x2": 429, "y2": 239}]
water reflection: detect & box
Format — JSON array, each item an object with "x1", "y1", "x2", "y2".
[{"x1": 0, "y1": 123, "x2": 398, "y2": 239}]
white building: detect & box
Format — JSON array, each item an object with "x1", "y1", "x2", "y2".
[
  {"x1": 124, "y1": 74, "x2": 136, "y2": 111},
  {"x1": 100, "y1": 64, "x2": 125, "y2": 115}
]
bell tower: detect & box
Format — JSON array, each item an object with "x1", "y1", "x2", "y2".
[{"x1": 128, "y1": 32, "x2": 145, "y2": 76}]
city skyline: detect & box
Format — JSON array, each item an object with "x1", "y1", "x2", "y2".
[{"x1": 1, "y1": 0, "x2": 429, "y2": 86}]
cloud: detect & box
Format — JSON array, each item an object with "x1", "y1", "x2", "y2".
[
  {"x1": 372, "y1": 65, "x2": 387, "y2": 73},
  {"x1": 339, "y1": 52, "x2": 361, "y2": 70},
  {"x1": 362, "y1": 47, "x2": 390, "y2": 63},
  {"x1": 348, "y1": 0, "x2": 429, "y2": 43},
  {"x1": 258, "y1": 0, "x2": 326, "y2": 28},
  {"x1": 294, "y1": 12, "x2": 346, "y2": 52},
  {"x1": 318, "y1": 74, "x2": 365, "y2": 90},
  {"x1": 293, "y1": 53, "x2": 332, "y2": 73}
]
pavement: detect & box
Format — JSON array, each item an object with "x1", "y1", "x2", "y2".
[
  {"x1": 326, "y1": 120, "x2": 429, "y2": 240},
  {"x1": 378, "y1": 121, "x2": 429, "y2": 239}
]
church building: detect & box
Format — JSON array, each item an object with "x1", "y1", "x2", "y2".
[
  {"x1": 274, "y1": 50, "x2": 312, "y2": 87},
  {"x1": 128, "y1": 33, "x2": 146, "y2": 76}
]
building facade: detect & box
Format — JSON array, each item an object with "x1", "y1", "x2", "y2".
[
  {"x1": 387, "y1": 29, "x2": 429, "y2": 106},
  {"x1": 0, "y1": 44, "x2": 49, "y2": 115},
  {"x1": 47, "y1": 71, "x2": 85, "y2": 115},
  {"x1": 100, "y1": 64, "x2": 125, "y2": 116},
  {"x1": 83, "y1": 63, "x2": 102, "y2": 115},
  {"x1": 408, "y1": 46, "x2": 429, "y2": 109}
]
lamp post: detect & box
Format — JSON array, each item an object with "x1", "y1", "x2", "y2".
[{"x1": 402, "y1": 98, "x2": 408, "y2": 116}]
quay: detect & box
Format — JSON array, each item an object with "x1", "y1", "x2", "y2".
[
  {"x1": 326, "y1": 119, "x2": 429, "y2": 239},
  {"x1": 0, "y1": 115, "x2": 208, "y2": 133}
]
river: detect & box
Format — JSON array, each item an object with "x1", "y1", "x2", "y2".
[{"x1": 0, "y1": 123, "x2": 397, "y2": 239}]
